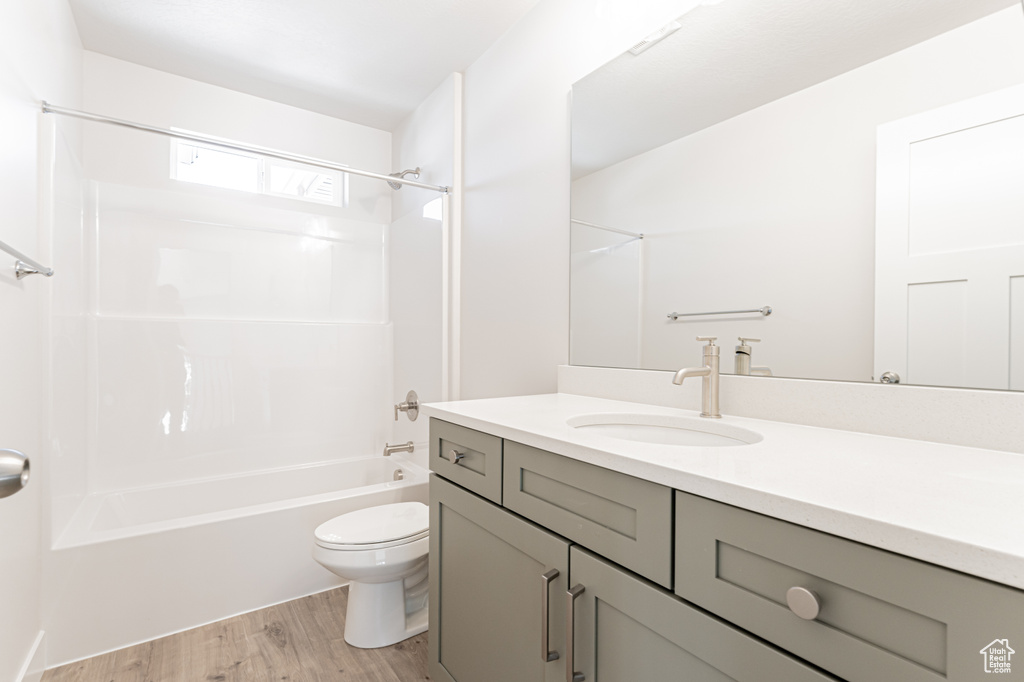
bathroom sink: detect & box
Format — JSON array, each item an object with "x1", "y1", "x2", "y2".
[{"x1": 566, "y1": 413, "x2": 762, "y2": 447}]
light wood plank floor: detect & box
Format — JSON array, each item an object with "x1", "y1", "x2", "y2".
[{"x1": 43, "y1": 587, "x2": 429, "y2": 682}]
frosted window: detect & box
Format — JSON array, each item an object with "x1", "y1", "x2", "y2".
[
  {"x1": 171, "y1": 140, "x2": 347, "y2": 206},
  {"x1": 265, "y1": 161, "x2": 344, "y2": 205}
]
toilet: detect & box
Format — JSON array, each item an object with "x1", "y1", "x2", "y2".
[{"x1": 312, "y1": 501, "x2": 429, "y2": 649}]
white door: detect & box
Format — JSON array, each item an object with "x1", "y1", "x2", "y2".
[{"x1": 875, "y1": 84, "x2": 1024, "y2": 390}]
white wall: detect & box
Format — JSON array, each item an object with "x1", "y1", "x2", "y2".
[
  {"x1": 571, "y1": 7, "x2": 1024, "y2": 382},
  {"x1": 459, "y1": 0, "x2": 700, "y2": 398},
  {"x1": 390, "y1": 74, "x2": 460, "y2": 453},
  {"x1": 0, "y1": 0, "x2": 82, "y2": 680}
]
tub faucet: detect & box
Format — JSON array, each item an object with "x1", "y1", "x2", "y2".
[
  {"x1": 673, "y1": 336, "x2": 721, "y2": 418},
  {"x1": 383, "y1": 441, "x2": 414, "y2": 457}
]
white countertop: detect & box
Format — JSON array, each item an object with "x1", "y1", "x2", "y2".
[{"x1": 422, "y1": 393, "x2": 1024, "y2": 590}]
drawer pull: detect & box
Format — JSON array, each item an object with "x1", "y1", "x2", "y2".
[
  {"x1": 786, "y1": 586, "x2": 821, "y2": 620},
  {"x1": 541, "y1": 569, "x2": 560, "y2": 662},
  {"x1": 447, "y1": 449, "x2": 466, "y2": 464},
  {"x1": 565, "y1": 581, "x2": 589, "y2": 675},
  {"x1": 566, "y1": 584, "x2": 585, "y2": 682}
]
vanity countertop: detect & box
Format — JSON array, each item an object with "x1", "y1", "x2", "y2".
[{"x1": 422, "y1": 393, "x2": 1024, "y2": 590}]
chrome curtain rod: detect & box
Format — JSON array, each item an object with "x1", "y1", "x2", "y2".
[
  {"x1": 0, "y1": 238, "x2": 53, "y2": 279},
  {"x1": 667, "y1": 306, "x2": 772, "y2": 320},
  {"x1": 571, "y1": 219, "x2": 644, "y2": 239},
  {"x1": 41, "y1": 102, "x2": 450, "y2": 194}
]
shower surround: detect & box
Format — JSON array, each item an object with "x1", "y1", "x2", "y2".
[{"x1": 40, "y1": 54, "x2": 443, "y2": 665}]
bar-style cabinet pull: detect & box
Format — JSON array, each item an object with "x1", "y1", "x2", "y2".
[
  {"x1": 566, "y1": 584, "x2": 585, "y2": 682},
  {"x1": 541, "y1": 569, "x2": 560, "y2": 662}
]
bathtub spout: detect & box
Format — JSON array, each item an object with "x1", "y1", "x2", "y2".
[{"x1": 383, "y1": 441, "x2": 414, "y2": 457}]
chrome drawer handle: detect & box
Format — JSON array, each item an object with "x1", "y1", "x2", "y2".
[
  {"x1": 541, "y1": 569, "x2": 560, "y2": 662},
  {"x1": 786, "y1": 586, "x2": 821, "y2": 620},
  {"x1": 566, "y1": 584, "x2": 585, "y2": 682},
  {"x1": 447, "y1": 449, "x2": 466, "y2": 464}
]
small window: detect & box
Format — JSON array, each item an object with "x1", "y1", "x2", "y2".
[
  {"x1": 170, "y1": 138, "x2": 347, "y2": 206},
  {"x1": 172, "y1": 142, "x2": 259, "y2": 193},
  {"x1": 265, "y1": 159, "x2": 345, "y2": 206}
]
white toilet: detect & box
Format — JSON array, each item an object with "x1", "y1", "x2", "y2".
[{"x1": 312, "y1": 501, "x2": 429, "y2": 649}]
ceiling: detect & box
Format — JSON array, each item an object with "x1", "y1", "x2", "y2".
[
  {"x1": 572, "y1": 0, "x2": 1022, "y2": 178},
  {"x1": 68, "y1": 0, "x2": 543, "y2": 131}
]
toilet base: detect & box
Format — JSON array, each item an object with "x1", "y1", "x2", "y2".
[{"x1": 344, "y1": 567, "x2": 429, "y2": 649}]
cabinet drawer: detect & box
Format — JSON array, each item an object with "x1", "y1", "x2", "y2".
[
  {"x1": 571, "y1": 547, "x2": 840, "y2": 682},
  {"x1": 675, "y1": 491, "x2": 1024, "y2": 682},
  {"x1": 504, "y1": 440, "x2": 672, "y2": 588},
  {"x1": 429, "y1": 419, "x2": 503, "y2": 504}
]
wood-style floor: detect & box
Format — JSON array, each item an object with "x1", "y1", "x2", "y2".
[{"x1": 42, "y1": 587, "x2": 429, "y2": 682}]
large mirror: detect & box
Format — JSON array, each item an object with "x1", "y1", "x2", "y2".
[{"x1": 570, "y1": 0, "x2": 1024, "y2": 391}]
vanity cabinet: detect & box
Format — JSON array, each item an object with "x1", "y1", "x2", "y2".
[
  {"x1": 429, "y1": 423, "x2": 837, "y2": 682},
  {"x1": 428, "y1": 417, "x2": 1024, "y2": 682}
]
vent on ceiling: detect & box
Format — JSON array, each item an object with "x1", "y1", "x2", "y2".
[{"x1": 629, "y1": 20, "x2": 682, "y2": 55}]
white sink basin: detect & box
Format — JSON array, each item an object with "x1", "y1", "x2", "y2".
[{"x1": 566, "y1": 413, "x2": 762, "y2": 447}]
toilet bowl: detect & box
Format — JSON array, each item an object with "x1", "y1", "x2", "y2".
[{"x1": 312, "y1": 501, "x2": 429, "y2": 649}]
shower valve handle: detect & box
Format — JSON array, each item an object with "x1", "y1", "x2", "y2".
[{"x1": 394, "y1": 390, "x2": 419, "y2": 421}]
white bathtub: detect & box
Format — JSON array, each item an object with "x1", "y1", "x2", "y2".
[{"x1": 45, "y1": 456, "x2": 429, "y2": 665}]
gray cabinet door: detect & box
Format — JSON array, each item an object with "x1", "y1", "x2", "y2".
[
  {"x1": 429, "y1": 474, "x2": 569, "y2": 682},
  {"x1": 569, "y1": 546, "x2": 842, "y2": 682}
]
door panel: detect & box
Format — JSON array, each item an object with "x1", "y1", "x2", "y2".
[{"x1": 876, "y1": 83, "x2": 1024, "y2": 388}]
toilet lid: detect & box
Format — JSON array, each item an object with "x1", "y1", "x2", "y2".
[{"x1": 314, "y1": 502, "x2": 429, "y2": 547}]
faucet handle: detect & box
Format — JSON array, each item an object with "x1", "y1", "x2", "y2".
[
  {"x1": 738, "y1": 337, "x2": 761, "y2": 345},
  {"x1": 696, "y1": 336, "x2": 717, "y2": 345}
]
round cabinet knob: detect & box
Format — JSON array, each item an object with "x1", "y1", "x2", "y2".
[
  {"x1": 786, "y1": 586, "x2": 821, "y2": 620},
  {"x1": 0, "y1": 449, "x2": 30, "y2": 499},
  {"x1": 879, "y1": 371, "x2": 901, "y2": 384},
  {"x1": 447, "y1": 449, "x2": 465, "y2": 465}
]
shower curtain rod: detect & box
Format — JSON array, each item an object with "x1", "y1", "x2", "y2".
[
  {"x1": 570, "y1": 219, "x2": 643, "y2": 239},
  {"x1": 41, "y1": 101, "x2": 451, "y2": 194}
]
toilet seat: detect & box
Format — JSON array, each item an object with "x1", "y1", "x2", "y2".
[
  {"x1": 315, "y1": 528, "x2": 429, "y2": 551},
  {"x1": 314, "y1": 501, "x2": 428, "y2": 551}
]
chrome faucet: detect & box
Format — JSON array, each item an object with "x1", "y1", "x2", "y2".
[{"x1": 673, "y1": 336, "x2": 721, "y2": 418}]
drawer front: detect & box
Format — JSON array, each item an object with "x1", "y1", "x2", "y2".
[
  {"x1": 571, "y1": 547, "x2": 840, "y2": 682},
  {"x1": 429, "y1": 419, "x2": 503, "y2": 504},
  {"x1": 675, "y1": 491, "x2": 1024, "y2": 682},
  {"x1": 504, "y1": 440, "x2": 672, "y2": 588}
]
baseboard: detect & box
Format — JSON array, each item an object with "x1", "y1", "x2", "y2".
[{"x1": 14, "y1": 631, "x2": 45, "y2": 682}]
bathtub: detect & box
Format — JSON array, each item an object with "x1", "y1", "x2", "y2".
[{"x1": 45, "y1": 456, "x2": 429, "y2": 666}]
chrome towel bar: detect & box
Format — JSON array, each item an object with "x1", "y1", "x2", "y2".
[
  {"x1": 0, "y1": 238, "x2": 53, "y2": 279},
  {"x1": 667, "y1": 306, "x2": 772, "y2": 320}
]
